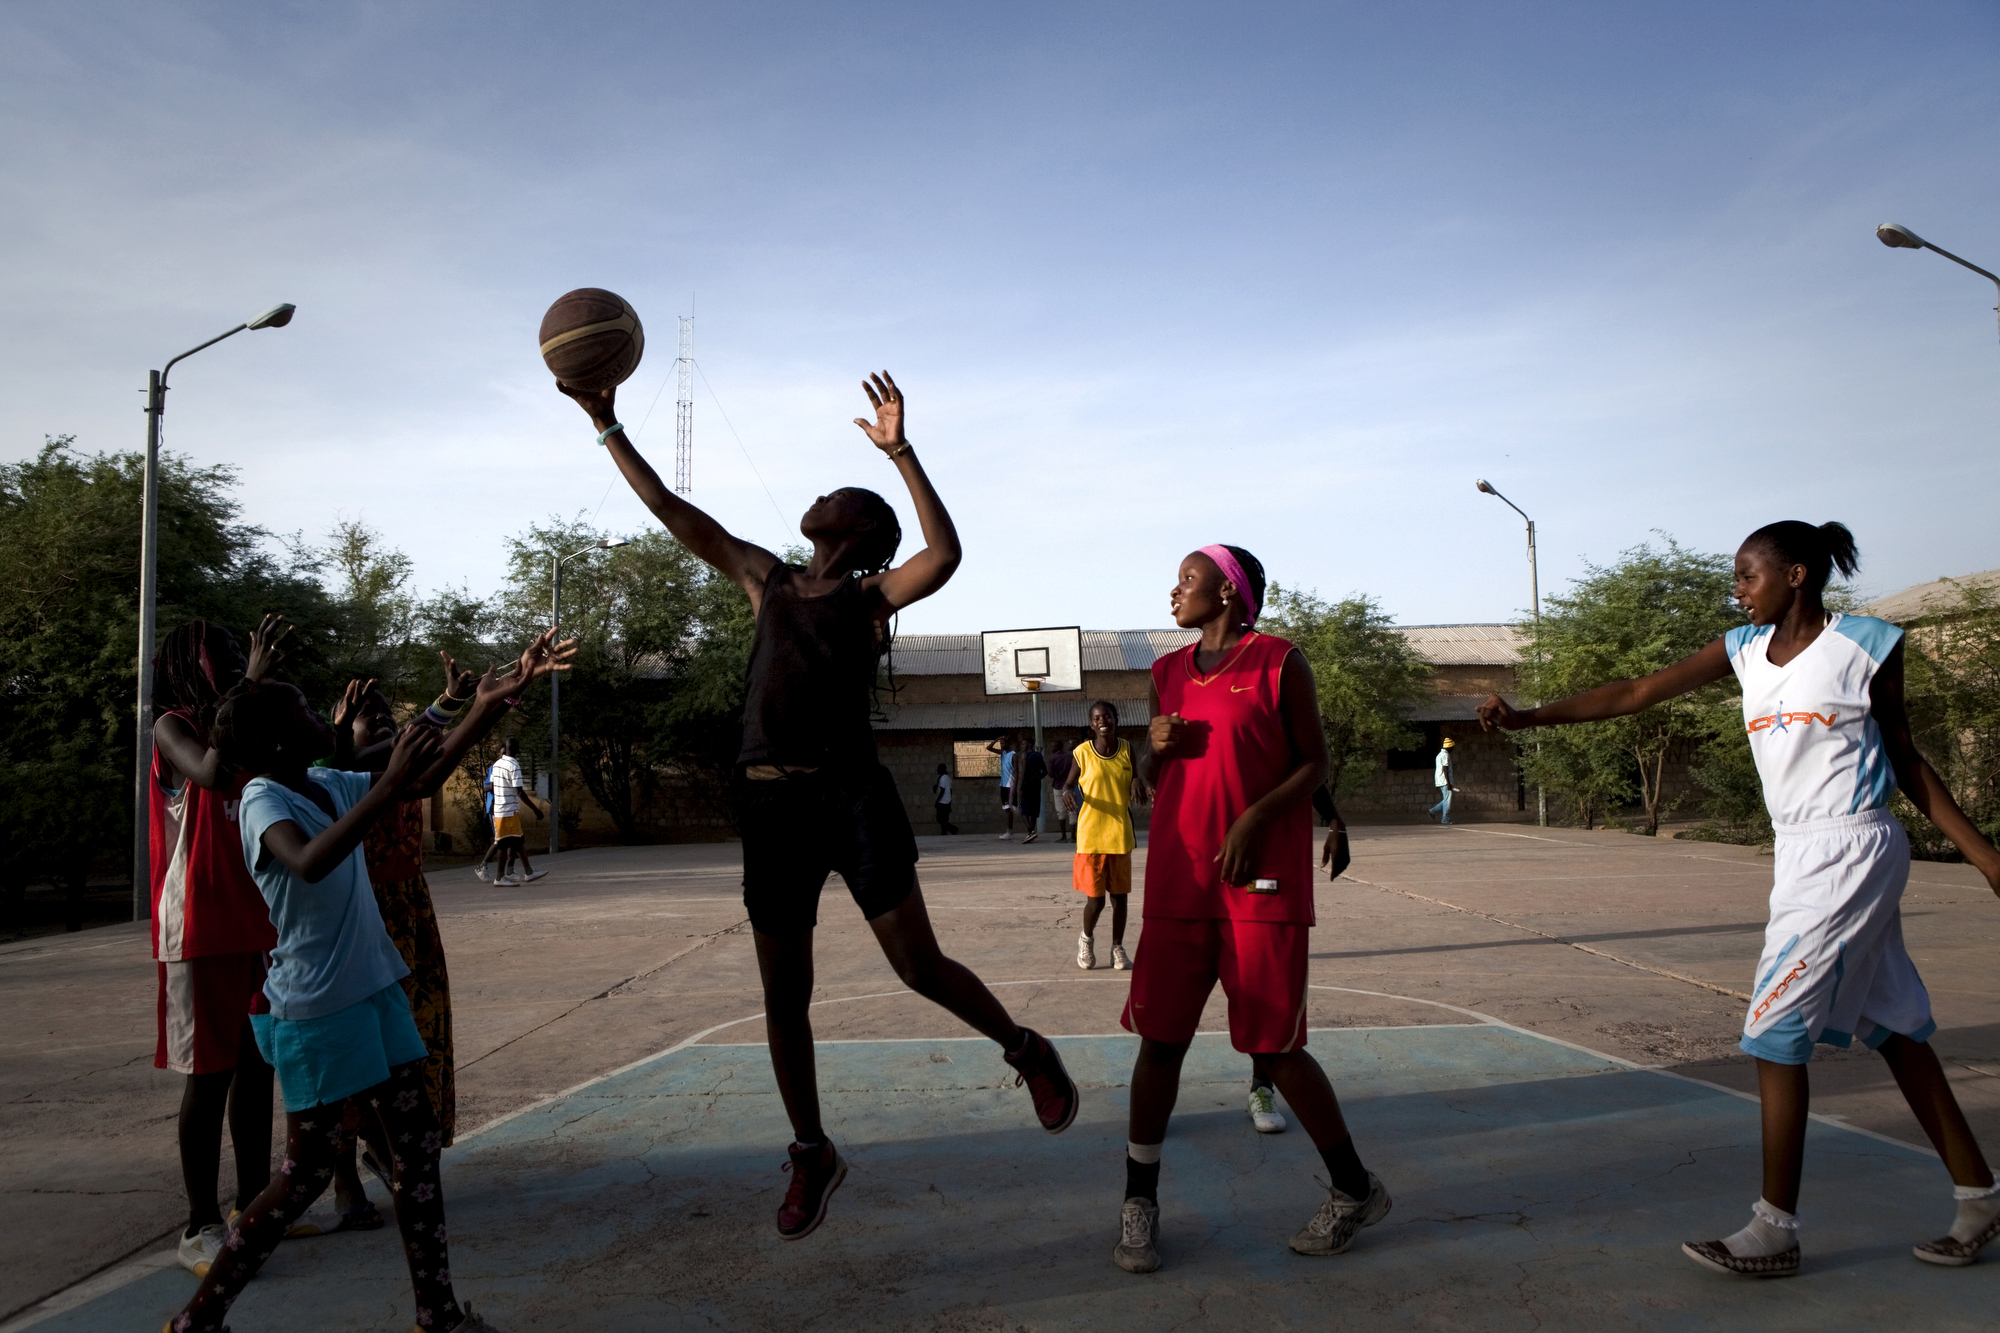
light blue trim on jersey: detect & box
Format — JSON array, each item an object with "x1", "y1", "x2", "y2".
[
  {"x1": 1830, "y1": 614, "x2": 1903, "y2": 665},
  {"x1": 1724, "y1": 622, "x2": 1767, "y2": 660},
  {"x1": 1850, "y1": 717, "x2": 1897, "y2": 814}
]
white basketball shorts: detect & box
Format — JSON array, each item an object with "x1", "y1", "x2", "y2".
[{"x1": 1740, "y1": 807, "x2": 1934, "y2": 1064}]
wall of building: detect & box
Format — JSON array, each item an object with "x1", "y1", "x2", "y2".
[{"x1": 877, "y1": 727, "x2": 1156, "y2": 836}]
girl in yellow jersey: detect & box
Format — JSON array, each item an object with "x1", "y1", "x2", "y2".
[{"x1": 1067, "y1": 700, "x2": 1142, "y2": 970}]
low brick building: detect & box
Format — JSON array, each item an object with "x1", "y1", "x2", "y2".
[{"x1": 873, "y1": 624, "x2": 1532, "y2": 832}]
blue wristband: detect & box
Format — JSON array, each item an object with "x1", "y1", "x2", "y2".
[{"x1": 597, "y1": 422, "x2": 625, "y2": 446}]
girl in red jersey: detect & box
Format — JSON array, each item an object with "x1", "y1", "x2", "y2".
[
  {"x1": 149, "y1": 614, "x2": 287, "y2": 1277},
  {"x1": 1112, "y1": 546, "x2": 1390, "y2": 1274}
]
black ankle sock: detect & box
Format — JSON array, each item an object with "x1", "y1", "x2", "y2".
[
  {"x1": 1318, "y1": 1136, "x2": 1368, "y2": 1200},
  {"x1": 1125, "y1": 1156, "x2": 1160, "y2": 1202}
]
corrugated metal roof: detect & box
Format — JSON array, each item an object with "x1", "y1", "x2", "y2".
[
  {"x1": 1863, "y1": 570, "x2": 2000, "y2": 624},
  {"x1": 888, "y1": 625, "x2": 1524, "y2": 673},
  {"x1": 873, "y1": 697, "x2": 1152, "y2": 732}
]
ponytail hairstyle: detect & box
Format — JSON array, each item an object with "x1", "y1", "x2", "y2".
[
  {"x1": 153, "y1": 619, "x2": 227, "y2": 739},
  {"x1": 1742, "y1": 521, "x2": 1860, "y2": 598},
  {"x1": 1220, "y1": 545, "x2": 1266, "y2": 621},
  {"x1": 210, "y1": 679, "x2": 294, "y2": 776}
]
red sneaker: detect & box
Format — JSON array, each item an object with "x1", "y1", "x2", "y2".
[
  {"x1": 776, "y1": 1139, "x2": 847, "y2": 1240},
  {"x1": 1004, "y1": 1028, "x2": 1080, "y2": 1133}
]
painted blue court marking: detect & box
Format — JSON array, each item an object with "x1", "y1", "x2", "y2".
[{"x1": 28, "y1": 1022, "x2": 1996, "y2": 1332}]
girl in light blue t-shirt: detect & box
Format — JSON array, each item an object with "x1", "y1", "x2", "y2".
[{"x1": 166, "y1": 627, "x2": 572, "y2": 1333}]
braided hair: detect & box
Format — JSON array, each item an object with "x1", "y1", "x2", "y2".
[
  {"x1": 848, "y1": 488, "x2": 902, "y2": 577},
  {"x1": 210, "y1": 679, "x2": 293, "y2": 775},
  {"x1": 1742, "y1": 521, "x2": 1860, "y2": 597},
  {"x1": 1219, "y1": 545, "x2": 1267, "y2": 616},
  {"x1": 152, "y1": 620, "x2": 228, "y2": 739}
]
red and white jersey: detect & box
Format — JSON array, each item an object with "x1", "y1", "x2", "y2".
[
  {"x1": 150, "y1": 710, "x2": 277, "y2": 961},
  {"x1": 1145, "y1": 631, "x2": 1314, "y2": 924},
  {"x1": 1725, "y1": 614, "x2": 1903, "y2": 829}
]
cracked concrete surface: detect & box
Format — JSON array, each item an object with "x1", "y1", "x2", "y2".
[{"x1": 8, "y1": 824, "x2": 2000, "y2": 1328}]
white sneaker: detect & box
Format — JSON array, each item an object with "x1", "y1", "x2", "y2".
[
  {"x1": 997, "y1": 832, "x2": 1012, "y2": 841},
  {"x1": 473, "y1": 865, "x2": 490, "y2": 881},
  {"x1": 177, "y1": 1222, "x2": 228, "y2": 1277},
  {"x1": 1248, "y1": 1084, "x2": 1287, "y2": 1133},
  {"x1": 1076, "y1": 933, "x2": 1095, "y2": 970},
  {"x1": 495, "y1": 875, "x2": 520, "y2": 887},
  {"x1": 1109, "y1": 943, "x2": 1131, "y2": 971},
  {"x1": 523, "y1": 869, "x2": 548, "y2": 883},
  {"x1": 1289, "y1": 1172, "x2": 1392, "y2": 1255},
  {"x1": 1113, "y1": 1197, "x2": 1161, "y2": 1273}
]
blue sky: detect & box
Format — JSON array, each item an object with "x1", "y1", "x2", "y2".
[{"x1": 4, "y1": 2, "x2": 1997, "y2": 634}]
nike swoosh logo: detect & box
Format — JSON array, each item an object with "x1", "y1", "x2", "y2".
[{"x1": 1230, "y1": 685, "x2": 1253, "y2": 693}]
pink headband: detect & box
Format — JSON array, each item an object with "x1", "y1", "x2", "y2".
[{"x1": 1198, "y1": 545, "x2": 1259, "y2": 628}]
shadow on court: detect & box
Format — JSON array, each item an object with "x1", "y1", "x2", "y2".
[{"x1": 40, "y1": 1024, "x2": 1999, "y2": 1331}]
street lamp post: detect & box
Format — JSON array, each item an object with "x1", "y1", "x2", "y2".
[
  {"x1": 548, "y1": 537, "x2": 628, "y2": 855},
  {"x1": 1475, "y1": 478, "x2": 1546, "y2": 827},
  {"x1": 132, "y1": 304, "x2": 296, "y2": 921},
  {"x1": 1876, "y1": 223, "x2": 2000, "y2": 343}
]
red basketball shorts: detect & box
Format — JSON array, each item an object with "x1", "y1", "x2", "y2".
[
  {"x1": 156, "y1": 951, "x2": 268, "y2": 1075},
  {"x1": 1120, "y1": 916, "x2": 1310, "y2": 1054}
]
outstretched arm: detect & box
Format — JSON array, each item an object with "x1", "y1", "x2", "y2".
[
  {"x1": 853, "y1": 373, "x2": 962, "y2": 612},
  {"x1": 1872, "y1": 642, "x2": 2000, "y2": 893},
  {"x1": 559, "y1": 381, "x2": 779, "y2": 600},
  {"x1": 1477, "y1": 637, "x2": 1733, "y2": 732},
  {"x1": 258, "y1": 726, "x2": 442, "y2": 884},
  {"x1": 404, "y1": 629, "x2": 577, "y2": 798}
]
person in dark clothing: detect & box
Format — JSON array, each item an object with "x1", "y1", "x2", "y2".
[
  {"x1": 565, "y1": 370, "x2": 1081, "y2": 1242},
  {"x1": 1045, "y1": 732, "x2": 1080, "y2": 841},
  {"x1": 1018, "y1": 737, "x2": 1048, "y2": 843}
]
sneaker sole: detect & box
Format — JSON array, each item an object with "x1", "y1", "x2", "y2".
[
  {"x1": 1113, "y1": 1245, "x2": 1160, "y2": 1274},
  {"x1": 1252, "y1": 1119, "x2": 1287, "y2": 1134},
  {"x1": 1914, "y1": 1244, "x2": 1979, "y2": 1267},
  {"x1": 1031, "y1": 1041, "x2": 1081, "y2": 1134},
  {"x1": 1681, "y1": 1241, "x2": 1798, "y2": 1277},
  {"x1": 778, "y1": 1154, "x2": 848, "y2": 1242}
]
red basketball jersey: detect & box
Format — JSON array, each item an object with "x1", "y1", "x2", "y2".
[
  {"x1": 150, "y1": 710, "x2": 278, "y2": 961},
  {"x1": 1144, "y1": 632, "x2": 1314, "y2": 924}
]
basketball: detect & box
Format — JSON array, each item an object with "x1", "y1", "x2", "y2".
[{"x1": 538, "y1": 288, "x2": 645, "y2": 391}]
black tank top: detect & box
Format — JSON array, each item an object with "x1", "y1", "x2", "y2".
[{"x1": 737, "y1": 564, "x2": 882, "y2": 767}]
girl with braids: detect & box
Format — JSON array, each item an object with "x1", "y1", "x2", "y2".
[
  {"x1": 563, "y1": 370, "x2": 1081, "y2": 1241},
  {"x1": 1479, "y1": 521, "x2": 2000, "y2": 1276},
  {"x1": 1115, "y1": 546, "x2": 1391, "y2": 1274},
  {"x1": 148, "y1": 613, "x2": 286, "y2": 1278},
  {"x1": 163, "y1": 628, "x2": 571, "y2": 1333}
]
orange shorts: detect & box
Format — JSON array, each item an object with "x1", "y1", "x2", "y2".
[
  {"x1": 1073, "y1": 853, "x2": 1131, "y2": 897},
  {"x1": 1120, "y1": 917, "x2": 1310, "y2": 1054}
]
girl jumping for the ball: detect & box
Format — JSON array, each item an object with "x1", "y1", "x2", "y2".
[
  {"x1": 563, "y1": 371, "x2": 1081, "y2": 1241},
  {"x1": 1478, "y1": 521, "x2": 2000, "y2": 1277},
  {"x1": 1113, "y1": 545, "x2": 1391, "y2": 1274}
]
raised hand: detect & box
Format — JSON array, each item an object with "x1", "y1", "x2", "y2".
[
  {"x1": 245, "y1": 612, "x2": 293, "y2": 683},
  {"x1": 332, "y1": 678, "x2": 377, "y2": 731},
  {"x1": 475, "y1": 628, "x2": 578, "y2": 704},
  {"x1": 558, "y1": 380, "x2": 618, "y2": 431},
  {"x1": 383, "y1": 723, "x2": 443, "y2": 795},
  {"x1": 439, "y1": 650, "x2": 476, "y2": 702},
  {"x1": 852, "y1": 371, "x2": 907, "y2": 455}
]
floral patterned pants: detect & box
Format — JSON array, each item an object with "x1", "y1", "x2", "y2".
[{"x1": 171, "y1": 1059, "x2": 463, "y2": 1332}]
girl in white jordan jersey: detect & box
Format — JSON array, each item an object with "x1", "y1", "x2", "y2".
[{"x1": 1480, "y1": 521, "x2": 2000, "y2": 1278}]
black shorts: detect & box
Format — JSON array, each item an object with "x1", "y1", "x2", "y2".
[
  {"x1": 1018, "y1": 781, "x2": 1042, "y2": 818},
  {"x1": 735, "y1": 764, "x2": 919, "y2": 936}
]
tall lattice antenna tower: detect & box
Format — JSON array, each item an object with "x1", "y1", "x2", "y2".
[{"x1": 674, "y1": 314, "x2": 693, "y2": 494}]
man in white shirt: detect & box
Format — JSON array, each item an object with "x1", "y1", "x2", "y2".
[
  {"x1": 489, "y1": 738, "x2": 547, "y2": 885},
  {"x1": 1428, "y1": 738, "x2": 1457, "y2": 825}
]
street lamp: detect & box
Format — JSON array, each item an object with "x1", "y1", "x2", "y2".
[
  {"x1": 548, "y1": 537, "x2": 629, "y2": 855},
  {"x1": 1475, "y1": 478, "x2": 1545, "y2": 827},
  {"x1": 132, "y1": 304, "x2": 297, "y2": 921},
  {"x1": 1876, "y1": 223, "x2": 2000, "y2": 343}
]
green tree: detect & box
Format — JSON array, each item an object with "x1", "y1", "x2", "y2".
[
  {"x1": 1261, "y1": 586, "x2": 1432, "y2": 799},
  {"x1": 1897, "y1": 579, "x2": 2000, "y2": 859},
  {"x1": 0, "y1": 437, "x2": 332, "y2": 914},
  {"x1": 1518, "y1": 537, "x2": 1741, "y2": 835}
]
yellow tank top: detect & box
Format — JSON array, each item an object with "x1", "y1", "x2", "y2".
[{"x1": 1072, "y1": 740, "x2": 1136, "y2": 856}]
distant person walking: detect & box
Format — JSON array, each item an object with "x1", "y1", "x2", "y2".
[
  {"x1": 490, "y1": 738, "x2": 546, "y2": 885},
  {"x1": 1428, "y1": 738, "x2": 1457, "y2": 825},
  {"x1": 989, "y1": 733, "x2": 1018, "y2": 840},
  {"x1": 1019, "y1": 736, "x2": 1047, "y2": 844},
  {"x1": 1045, "y1": 731, "x2": 1080, "y2": 843},
  {"x1": 931, "y1": 762, "x2": 958, "y2": 834}
]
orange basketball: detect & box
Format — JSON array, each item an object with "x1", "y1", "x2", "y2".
[{"x1": 538, "y1": 288, "x2": 644, "y2": 391}]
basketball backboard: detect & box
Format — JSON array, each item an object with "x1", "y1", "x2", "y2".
[{"x1": 981, "y1": 626, "x2": 1083, "y2": 696}]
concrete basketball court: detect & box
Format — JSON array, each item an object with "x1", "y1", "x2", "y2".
[{"x1": 8, "y1": 823, "x2": 2000, "y2": 1330}]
